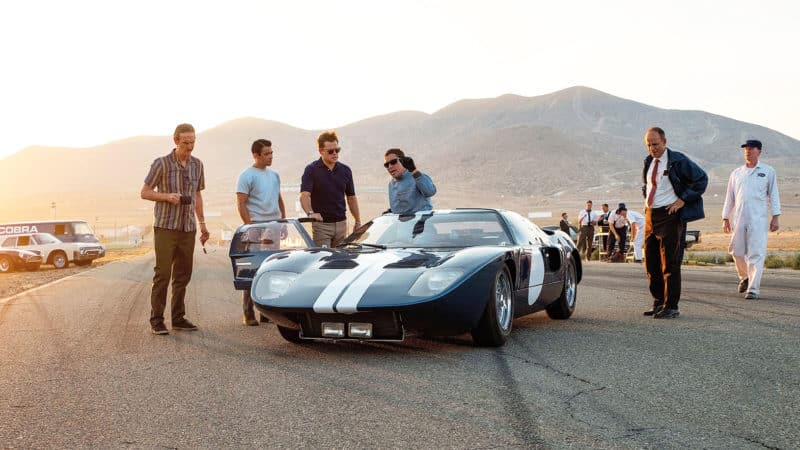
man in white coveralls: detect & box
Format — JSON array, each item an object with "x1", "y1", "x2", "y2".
[
  {"x1": 627, "y1": 209, "x2": 646, "y2": 262},
  {"x1": 722, "y1": 139, "x2": 781, "y2": 300}
]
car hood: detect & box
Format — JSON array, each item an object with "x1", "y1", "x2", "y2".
[{"x1": 253, "y1": 246, "x2": 508, "y2": 312}]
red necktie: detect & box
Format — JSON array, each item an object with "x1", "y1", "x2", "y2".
[{"x1": 647, "y1": 159, "x2": 660, "y2": 207}]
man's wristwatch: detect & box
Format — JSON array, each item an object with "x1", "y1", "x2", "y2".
[{"x1": 306, "y1": 210, "x2": 314, "y2": 217}]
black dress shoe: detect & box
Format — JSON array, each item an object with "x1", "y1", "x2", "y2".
[
  {"x1": 738, "y1": 278, "x2": 749, "y2": 293},
  {"x1": 643, "y1": 305, "x2": 663, "y2": 316},
  {"x1": 654, "y1": 308, "x2": 680, "y2": 319}
]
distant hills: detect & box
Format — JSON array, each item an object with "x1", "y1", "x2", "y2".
[{"x1": 1, "y1": 86, "x2": 798, "y2": 223}]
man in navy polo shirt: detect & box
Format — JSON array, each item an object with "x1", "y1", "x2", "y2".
[{"x1": 300, "y1": 130, "x2": 362, "y2": 247}]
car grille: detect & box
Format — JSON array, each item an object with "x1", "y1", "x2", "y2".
[{"x1": 299, "y1": 311, "x2": 403, "y2": 340}]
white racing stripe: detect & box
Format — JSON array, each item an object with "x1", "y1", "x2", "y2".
[
  {"x1": 335, "y1": 252, "x2": 405, "y2": 313},
  {"x1": 312, "y1": 252, "x2": 406, "y2": 313},
  {"x1": 527, "y1": 248, "x2": 546, "y2": 305}
]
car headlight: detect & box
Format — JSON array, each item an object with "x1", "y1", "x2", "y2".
[
  {"x1": 408, "y1": 268, "x2": 464, "y2": 297},
  {"x1": 253, "y1": 271, "x2": 299, "y2": 300}
]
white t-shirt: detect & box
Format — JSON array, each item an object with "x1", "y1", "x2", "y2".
[{"x1": 236, "y1": 166, "x2": 282, "y2": 221}]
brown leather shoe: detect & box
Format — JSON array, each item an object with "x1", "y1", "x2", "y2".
[
  {"x1": 172, "y1": 319, "x2": 198, "y2": 331},
  {"x1": 243, "y1": 316, "x2": 259, "y2": 326}
]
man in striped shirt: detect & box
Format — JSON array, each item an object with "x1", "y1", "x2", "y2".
[{"x1": 141, "y1": 123, "x2": 210, "y2": 335}]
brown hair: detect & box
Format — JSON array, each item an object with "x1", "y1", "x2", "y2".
[
  {"x1": 384, "y1": 148, "x2": 405, "y2": 158},
  {"x1": 317, "y1": 130, "x2": 339, "y2": 149},
  {"x1": 251, "y1": 139, "x2": 272, "y2": 155},
  {"x1": 173, "y1": 123, "x2": 195, "y2": 138}
]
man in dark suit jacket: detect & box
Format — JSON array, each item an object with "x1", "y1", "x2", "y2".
[{"x1": 641, "y1": 127, "x2": 708, "y2": 319}]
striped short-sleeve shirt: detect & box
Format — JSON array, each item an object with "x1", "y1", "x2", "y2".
[{"x1": 144, "y1": 149, "x2": 205, "y2": 232}]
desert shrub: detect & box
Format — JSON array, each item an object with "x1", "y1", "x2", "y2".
[
  {"x1": 764, "y1": 254, "x2": 787, "y2": 269},
  {"x1": 793, "y1": 254, "x2": 800, "y2": 270}
]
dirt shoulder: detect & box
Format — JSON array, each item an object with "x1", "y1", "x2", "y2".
[{"x1": 0, "y1": 247, "x2": 152, "y2": 299}]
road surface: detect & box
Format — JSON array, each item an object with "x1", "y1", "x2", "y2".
[{"x1": 1, "y1": 249, "x2": 798, "y2": 448}]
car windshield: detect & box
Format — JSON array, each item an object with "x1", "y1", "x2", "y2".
[
  {"x1": 347, "y1": 211, "x2": 511, "y2": 248},
  {"x1": 33, "y1": 234, "x2": 60, "y2": 244},
  {"x1": 72, "y1": 222, "x2": 93, "y2": 234}
]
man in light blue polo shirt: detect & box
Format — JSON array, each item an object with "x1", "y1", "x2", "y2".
[
  {"x1": 384, "y1": 148, "x2": 437, "y2": 215},
  {"x1": 236, "y1": 138, "x2": 285, "y2": 326}
]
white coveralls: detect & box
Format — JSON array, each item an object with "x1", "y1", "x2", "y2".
[
  {"x1": 721, "y1": 163, "x2": 781, "y2": 295},
  {"x1": 627, "y1": 210, "x2": 646, "y2": 261}
]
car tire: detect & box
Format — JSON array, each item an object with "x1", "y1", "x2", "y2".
[
  {"x1": 276, "y1": 325, "x2": 304, "y2": 343},
  {"x1": 546, "y1": 259, "x2": 577, "y2": 320},
  {"x1": 0, "y1": 256, "x2": 12, "y2": 273},
  {"x1": 471, "y1": 264, "x2": 514, "y2": 347},
  {"x1": 51, "y1": 251, "x2": 68, "y2": 269}
]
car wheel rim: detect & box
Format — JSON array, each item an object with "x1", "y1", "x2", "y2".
[
  {"x1": 495, "y1": 270, "x2": 512, "y2": 331},
  {"x1": 54, "y1": 255, "x2": 66, "y2": 268},
  {"x1": 565, "y1": 264, "x2": 577, "y2": 308},
  {"x1": 0, "y1": 259, "x2": 9, "y2": 272}
]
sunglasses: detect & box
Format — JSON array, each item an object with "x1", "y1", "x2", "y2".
[
  {"x1": 383, "y1": 158, "x2": 400, "y2": 168},
  {"x1": 325, "y1": 147, "x2": 342, "y2": 155}
]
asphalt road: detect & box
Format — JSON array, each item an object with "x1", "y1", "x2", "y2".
[{"x1": 1, "y1": 249, "x2": 798, "y2": 449}]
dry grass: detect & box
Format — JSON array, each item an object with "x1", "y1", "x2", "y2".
[{"x1": 0, "y1": 246, "x2": 152, "y2": 299}]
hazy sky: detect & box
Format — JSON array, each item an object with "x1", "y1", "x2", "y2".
[{"x1": 1, "y1": 0, "x2": 798, "y2": 159}]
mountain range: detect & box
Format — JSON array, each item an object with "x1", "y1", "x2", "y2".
[{"x1": 1, "y1": 86, "x2": 798, "y2": 223}]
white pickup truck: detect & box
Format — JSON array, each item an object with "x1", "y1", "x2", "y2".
[{"x1": 0, "y1": 232, "x2": 106, "y2": 269}]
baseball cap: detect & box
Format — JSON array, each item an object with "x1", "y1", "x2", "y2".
[{"x1": 740, "y1": 139, "x2": 762, "y2": 149}]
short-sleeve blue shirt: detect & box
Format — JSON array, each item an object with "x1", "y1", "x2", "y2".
[{"x1": 300, "y1": 159, "x2": 355, "y2": 222}]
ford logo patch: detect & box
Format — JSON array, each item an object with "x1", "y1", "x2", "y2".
[{"x1": 758, "y1": 173, "x2": 766, "y2": 177}]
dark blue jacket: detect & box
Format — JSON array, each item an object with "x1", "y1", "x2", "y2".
[{"x1": 642, "y1": 149, "x2": 707, "y2": 223}]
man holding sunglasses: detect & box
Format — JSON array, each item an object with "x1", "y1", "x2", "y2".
[
  {"x1": 384, "y1": 148, "x2": 437, "y2": 215},
  {"x1": 300, "y1": 130, "x2": 361, "y2": 247}
]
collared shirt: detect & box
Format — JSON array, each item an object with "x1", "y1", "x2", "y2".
[
  {"x1": 608, "y1": 211, "x2": 628, "y2": 228},
  {"x1": 236, "y1": 166, "x2": 282, "y2": 221},
  {"x1": 300, "y1": 159, "x2": 355, "y2": 222},
  {"x1": 577, "y1": 209, "x2": 597, "y2": 226},
  {"x1": 646, "y1": 152, "x2": 679, "y2": 208},
  {"x1": 388, "y1": 170, "x2": 436, "y2": 215},
  {"x1": 144, "y1": 149, "x2": 205, "y2": 232}
]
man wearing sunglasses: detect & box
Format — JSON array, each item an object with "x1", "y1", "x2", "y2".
[
  {"x1": 300, "y1": 130, "x2": 362, "y2": 247},
  {"x1": 384, "y1": 148, "x2": 437, "y2": 215}
]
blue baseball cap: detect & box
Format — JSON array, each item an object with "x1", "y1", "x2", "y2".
[{"x1": 741, "y1": 139, "x2": 762, "y2": 149}]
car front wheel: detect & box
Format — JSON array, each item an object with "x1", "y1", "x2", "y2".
[
  {"x1": 276, "y1": 325, "x2": 304, "y2": 343},
  {"x1": 471, "y1": 264, "x2": 514, "y2": 347},
  {"x1": 51, "y1": 251, "x2": 68, "y2": 269},
  {"x1": 0, "y1": 256, "x2": 12, "y2": 273}
]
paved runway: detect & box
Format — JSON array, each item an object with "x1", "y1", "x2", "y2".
[{"x1": 1, "y1": 250, "x2": 798, "y2": 448}]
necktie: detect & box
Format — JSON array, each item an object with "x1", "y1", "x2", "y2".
[
  {"x1": 585, "y1": 210, "x2": 592, "y2": 226},
  {"x1": 647, "y1": 159, "x2": 660, "y2": 207}
]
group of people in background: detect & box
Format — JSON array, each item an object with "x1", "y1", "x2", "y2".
[
  {"x1": 140, "y1": 125, "x2": 437, "y2": 333},
  {"x1": 563, "y1": 127, "x2": 780, "y2": 320},
  {"x1": 139, "y1": 122, "x2": 780, "y2": 334},
  {"x1": 565, "y1": 201, "x2": 646, "y2": 263}
]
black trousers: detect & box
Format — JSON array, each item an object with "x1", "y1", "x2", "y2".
[
  {"x1": 644, "y1": 208, "x2": 684, "y2": 310},
  {"x1": 607, "y1": 225, "x2": 628, "y2": 254}
]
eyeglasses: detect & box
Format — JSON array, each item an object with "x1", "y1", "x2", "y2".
[
  {"x1": 325, "y1": 147, "x2": 342, "y2": 155},
  {"x1": 383, "y1": 158, "x2": 400, "y2": 168}
]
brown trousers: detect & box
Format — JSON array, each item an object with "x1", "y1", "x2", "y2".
[{"x1": 150, "y1": 227, "x2": 196, "y2": 327}]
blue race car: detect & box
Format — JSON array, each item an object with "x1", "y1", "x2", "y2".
[{"x1": 229, "y1": 209, "x2": 581, "y2": 346}]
